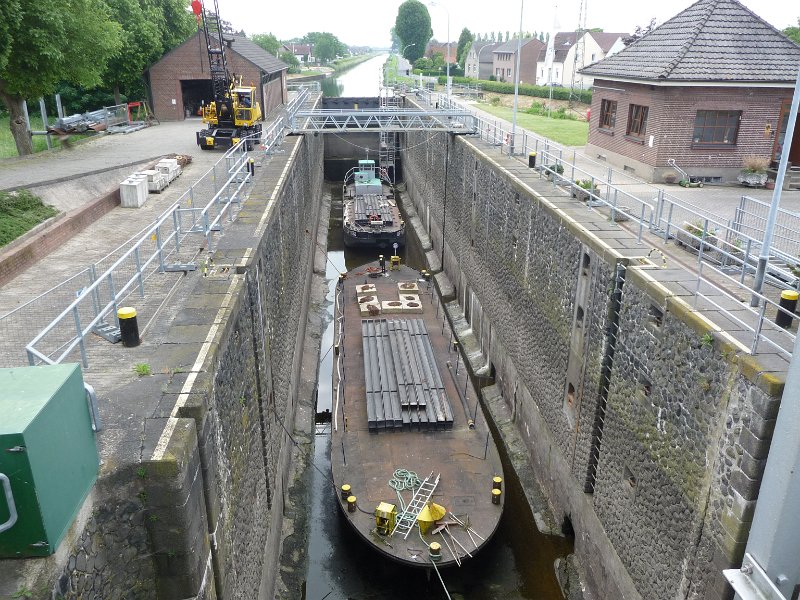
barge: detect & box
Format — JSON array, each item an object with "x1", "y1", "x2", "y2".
[
  {"x1": 342, "y1": 160, "x2": 405, "y2": 248},
  {"x1": 330, "y1": 260, "x2": 504, "y2": 569}
]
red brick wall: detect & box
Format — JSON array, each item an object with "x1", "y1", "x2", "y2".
[
  {"x1": 0, "y1": 190, "x2": 120, "y2": 287},
  {"x1": 588, "y1": 79, "x2": 789, "y2": 179},
  {"x1": 148, "y1": 32, "x2": 286, "y2": 121}
]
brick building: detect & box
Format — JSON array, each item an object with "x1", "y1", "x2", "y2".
[
  {"x1": 145, "y1": 32, "x2": 288, "y2": 122},
  {"x1": 492, "y1": 38, "x2": 544, "y2": 84},
  {"x1": 579, "y1": 0, "x2": 800, "y2": 184}
]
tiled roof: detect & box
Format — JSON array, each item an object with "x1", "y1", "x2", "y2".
[
  {"x1": 493, "y1": 38, "x2": 535, "y2": 54},
  {"x1": 230, "y1": 35, "x2": 288, "y2": 74},
  {"x1": 552, "y1": 32, "x2": 578, "y2": 63},
  {"x1": 580, "y1": 0, "x2": 800, "y2": 82},
  {"x1": 588, "y1": 32, "x2": 627, "y2": 52},
  {"x1": 470, "y1": 42, "x2": 500, "y2": 62}
]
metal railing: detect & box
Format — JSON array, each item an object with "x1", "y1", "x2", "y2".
[
  {"x1": 407, "y1": 87, "x2": 797, "y2": 358},
  {"x1": 17, "y1": 87, "x2": 319, "y2": 368}
]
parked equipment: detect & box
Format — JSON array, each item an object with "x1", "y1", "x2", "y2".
[
  {"x1": 195, "y1": 0, "x2": 262, "y2": 150},
  {"x1": 668, "y1": 158, "x2": 704, "y2": 188}
]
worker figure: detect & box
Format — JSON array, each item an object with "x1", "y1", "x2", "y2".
[{"x1": 238, "y1": 94, "x2": 251, "y2": 108}]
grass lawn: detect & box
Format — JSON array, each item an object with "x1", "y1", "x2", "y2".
[
  {"x1": 0, "y1": 190, "x2": 59, "y2": 247},
  {"x1": 0, "y1": 114, "x2": 94, "y2": 159},
  {"x1": 474, "y1": 103, "x2": 589, "y2": 147}
]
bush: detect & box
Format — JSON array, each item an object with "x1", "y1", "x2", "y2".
[
  {"x1": 0, "y1": 190, "x2": 59, "y2": 247},
  {"x1": 447, "y1": 78, "x2": 592, "y2": 103},
  {"x1": 741, "y1": 155, "x2": 769, "y2": 173}
]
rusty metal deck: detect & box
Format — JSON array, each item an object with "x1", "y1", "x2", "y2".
[{"x1": 330, "y1": 262, "x2": 504, "y2": 568}]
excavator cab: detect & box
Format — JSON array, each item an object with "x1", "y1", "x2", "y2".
[{"x1": 232, "y1": 87, "x2": 261, "y2": 126}]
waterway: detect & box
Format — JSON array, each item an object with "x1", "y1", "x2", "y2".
[{"x1": 303, "y1": 56, "x2": 572, "y2": 600}]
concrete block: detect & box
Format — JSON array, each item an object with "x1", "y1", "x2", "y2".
[
  {"x1": 381, "y1": 299, "x2": 403, "y2": 314},
  {"x1": 357, "y1": 294, "x2": 380, "y2": 317},
  {"x1": 120, "y1": 177, "x2": 148, "y2": 208},
  {"x1": 397, "y1": 281, "x2": 420, "y2": 293},
  {"x1": 356, "y1": 283, "x2": 377, "y2": 295}
]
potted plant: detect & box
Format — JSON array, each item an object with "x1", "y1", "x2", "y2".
[
  {"x1": 737, "y1": 156, "x2": 769, "y2": 187},
  {"x1": 545, "y1": 162, "x2": 564, "y2": 182},
  {"x1": 573, "y1": 178, "x2": 601, "y2": 204}
]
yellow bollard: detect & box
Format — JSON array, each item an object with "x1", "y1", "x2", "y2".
[
  {"x1": 390, "y1": 255, "x2": 401, "y2": 270},
  {"x1": 341, "y1": 484, "x2": 351, "y2": 500},
  {"x1": 493, "y1": 476, "x2": 503, "y2": 490},
  {"x1": 429, "y1": 542, "x2": 442, "y2": 561},
  {"x1": 492, "y1": 488, "x2": 502, "y2": 505},
  {"x1": 347, "y1": 495, "x2": 357, "y2": 513}
]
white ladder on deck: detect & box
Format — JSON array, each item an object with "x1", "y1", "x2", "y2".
[{"x1": 391, "y1": 472, "x2": 440, "y2": 538}]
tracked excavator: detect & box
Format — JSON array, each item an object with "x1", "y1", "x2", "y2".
[{"x1": 194, "y1": 0, "x2": 262, "y2": 150}]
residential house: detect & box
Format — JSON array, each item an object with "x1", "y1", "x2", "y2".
[
  {"x1": 561, "y1": 31, "x2": 628, "y2": 89},
  {"x1": 535, "y1": 32, "x2": 577, "y2": 85},
  {"x1": 146, "y1": 32, "x2": 288, "y2": 121},
  {"x1": 425, "y1": 42, "x2": 457, "y2": 64},
  {"x1": 464, "y1": 42, "x2": 500, "y2": 80},
  {"x1": 579, "y1": 0, "x2": 800, "y2": 184},
  {"x1": 492, "y1": 38, "x2": 545, "y2": 84},
  {"x1": 281, "y1": 43, "x2": 315, "y2": 65}
]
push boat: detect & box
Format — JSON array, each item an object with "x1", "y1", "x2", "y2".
[
  {"x1": 342, "y1": 160, "x2": 406, "y2": 249},
  {"x1": 330, "y1": 259, "x2": 505, "y2": 568}
]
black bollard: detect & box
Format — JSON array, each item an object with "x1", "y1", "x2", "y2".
[
  {"x1": 775, "y1": 290, "x2": 798, "y2": 328},
  {"x1": 379, "y1": 254, "x2": 386, "y2": 274},
  {"x1": 118, "y1": 307, "x2": 141, "y2": 347},
  {"x1": 528, "y1": 152, "x2": 537, "y2": 168}
]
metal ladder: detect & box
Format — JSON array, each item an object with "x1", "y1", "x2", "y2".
[
  {"x1": 391, "y1": 472, "x2": 440, "y2": 538},
  {"x1": 379, "y1": 95, "x2": 400, "y2": 182}
]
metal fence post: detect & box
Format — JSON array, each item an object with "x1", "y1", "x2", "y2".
[
  {"x1": 134, "y1": 247, "x2": 145, "y2": 297},
  {"x1": 155, "y1": 227, "x2": 165, "y2": 272},
  {"x1": 72, "y1": 306, "x2": 88, "y2": 368}
]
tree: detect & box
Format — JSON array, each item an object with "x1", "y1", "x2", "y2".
[
  {"x1": 456, "y1": 27, "x2": 474, "y2": 66},
  {"x1": 304, "y1": 32, "x2": 346, "y2": 63},
  {"x1": 104, "y1": 0, "x2": 161, "y2": 105},
  {"x1": 279, "y1": 51, "x2": 301, "y2": 74},
  {"x1": 394, "y1": 0, "x2": 432, "y2": 63},
  {"x1": 0, "y1": 0, "x2": 121, "y2": 155},
  {"x1": 623, "y1": 18, "x2": 657, "y2": 46},
  {"x1": 505, "y1": 31, "x2": 510, "y2": 42},
  {"x1": 784, "y1": 18, "x2": 800, "y2": 45},
  {"x1": 153, "y1": 0, "x2": 196, "y2": 52},
  {"x1": 252, "y1": 33, "x2": 281, "y2": 56}
]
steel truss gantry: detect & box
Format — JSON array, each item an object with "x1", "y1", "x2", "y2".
[{"x1": 288, "y1": 108, "x2": 477, "y2": 133}]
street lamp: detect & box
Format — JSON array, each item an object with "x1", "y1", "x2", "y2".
[
  {"x1": 510, "y1": 0, "x2": 524, "y2": 156},
  {"x1": 427, "y1": 1, "x2": 450, "y2": 98},
  {"x1": 401, "y1": 42, "x2": 415, "y2": 58}
]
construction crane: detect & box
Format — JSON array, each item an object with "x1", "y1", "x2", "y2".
[{"x1": 193, "y1": 0, "x2": 262, "y2": 150}]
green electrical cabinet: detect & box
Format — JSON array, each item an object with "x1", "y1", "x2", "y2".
[{"x1": 0, "y1": 364, "x2": 99, "y2": 557}]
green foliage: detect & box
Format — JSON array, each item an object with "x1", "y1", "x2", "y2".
[
  {"x1": 136, "y1": 467, "x2": 148, "y2": 479},
  {"x1": 700, "y1": 333, "x2": 714, "y2": 348},
  {"x1": 0, "y1": 190, "x2": 59, "y2": 247},
  {"x1": 456, "y1": 28, "x2": 474, "y2": 66},
  {"x1": 477, "y1": 103, "x2": 589, "y2": 146},
  {"x1": 251, "y1": 33, "x2": 281, "y2": 56},
  {"x1": 104, "y1": 0, "x2": 162, "y2": 101},
  {"x1": 304, "y1": 32, "x2": 347, "y2": 63},
  {"x1": 134, "y1": 363, "x2": 152, "y2": 377},
  {"x1": 0, "y1": 0, "x2": 121, "y2": 99},
  {"x1": 395, "y1": 0, "x2": 432, "y2": 63},
  {"x1": 279, "y1": 51, "x2": 301, "y2": 74},
  {"x1": 11, "y1": 588, "x2": 33, "y2": 599},
  {"x1": 443, "y1": 77, "x2": 593, "y2": 103},
  {"x1": 784, "y1": 19, "x2": 800, "y2": 45}
]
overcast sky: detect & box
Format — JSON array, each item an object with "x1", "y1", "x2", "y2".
[{"x1": 219, "y1": 0, "x2": 798, "y2": 48}]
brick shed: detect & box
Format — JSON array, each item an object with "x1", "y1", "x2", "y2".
[
  {"x1": 145, "y1": 32, "x2": 288, "y2": 122},
  {"x1": 579, "y1": 0, "x2": 800, "y2": 184}
]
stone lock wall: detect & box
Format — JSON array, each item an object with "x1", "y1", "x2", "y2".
[
  {"x1": 401, "y1": 131, "x2": 785, "y2": 599},
  {"x1": 38, "y1": 133, "x2": 324, "y2": 600}
]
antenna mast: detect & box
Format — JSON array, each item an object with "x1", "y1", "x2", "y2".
[{"x1": 568, "y1": 0, "x2": 587, "y2": 107}]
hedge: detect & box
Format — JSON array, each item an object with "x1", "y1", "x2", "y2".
[{"x1": 436, "y1": 76, "x2": 592, "y2": 104}]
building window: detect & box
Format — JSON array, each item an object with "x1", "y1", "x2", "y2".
[
  {"x1": 599, "y1": 99, "x2": 617, "y2": 130},
  {"x1": 692, "y1": 110, "x2": 741, "y2": 145},
  {"x1": 591, "y1": 53, "x2": 596, "y2": 61},
  {"x1": 507, "y1": 68, "x2": 511, "y2": 76},
  {"x1": 626, "y1": 104, "x2": 649, "y2": 139}
]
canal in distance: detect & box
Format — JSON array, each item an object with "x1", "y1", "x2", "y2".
[{"x1": 304, "y1": 54, "x2": 572, "y2": 600}]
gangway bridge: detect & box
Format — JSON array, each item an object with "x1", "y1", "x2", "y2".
[{"x1": 288, "y1": 107, "x2": 477, "y2": 134}]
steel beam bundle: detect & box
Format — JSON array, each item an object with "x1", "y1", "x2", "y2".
[
  {"x1": 361, "y1": 318, "x2": 454, "y2": 432},
  {"x1": 353, "y1": 194, "x2": 393, "y2": 225}
]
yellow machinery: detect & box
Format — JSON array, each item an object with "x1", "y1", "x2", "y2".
[
  {"x1": 374, "y1": 502, "x2": 397, "y2": 535},
  {"x1": 195, "y1": 0, "x2": 262, "y2": 150}
]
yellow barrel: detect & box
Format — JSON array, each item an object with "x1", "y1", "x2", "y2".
[
  {"x1": 493, "y1": 476, "x2": 503, "y2": 490},
  {"x1": 347, "y1": 495, "x2": 357, "y2": 513},
  {"x1": 492, "y1": 488, "x2": 502, "y2": 505},
  {"x1": 429, "y1": 542, "x2": 442, "y2": 561},
  {"x1": 341, "y1": 484, "x2": 351, "y2": 500}
]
